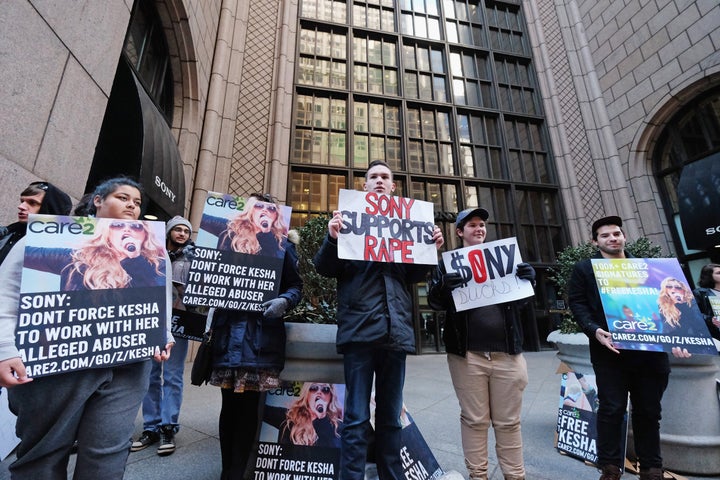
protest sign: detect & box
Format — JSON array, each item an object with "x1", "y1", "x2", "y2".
[
  {"x1": 441, "y1": 237, "x2": 534, "y2": 311},
  {"x1": 184, "y1": 192, "x2": 291, "y2": 311},
  {"x1": 592, "y1": 258, "x2": 716, "y2": 355},
  {"x1": 170, "y1": 308, "x2": 207, "y2": 341},
  {"x1": 17, "y1": 215, "x2": 167, "y2": 378},
  {"x1": 556, "y1": 371, "x2": 600, "y2": 464},
  {"x1": 256, "y1": 381, "x2": 443, "y2": 480},
  {"x1": 336, "y1": 189, "x2": 437, "y2": 265}
]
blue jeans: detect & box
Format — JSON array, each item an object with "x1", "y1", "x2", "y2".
[
  {"x1": 8, "y1": 361, "x2": 152, "y2": 480},
  {"x1": 341, "y1": 346, "x2": 406, "y2": 480},
  {"x1": 141, "y1": 337, "x2": 188, "y2": 433}
]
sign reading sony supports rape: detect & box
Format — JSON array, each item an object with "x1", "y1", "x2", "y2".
[
  {"x1": 441, "y1": 237, "x2": 534, "y2": 311},
  {"x1": 184, "y1": 192, "x2": 291, "y2": 311},
  {"x1": 593, "y1": 257, "x2": 716, "y2": 355},
  {"x1": 17, "y1": 215, "x2": 167, "y2": 378},
  {"x1": 336, "y1": 189, "x2": 437, "y2": 264}
]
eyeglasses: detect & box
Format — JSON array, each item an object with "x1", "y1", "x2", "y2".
[
  {"x1": 29, "y1": 181, "x2": 49, "y2": 191},
  {"x1": 309, "y1": 385, "x2": 331, "y2": 394},
  {"x1": 254, "y1": 202, "x2": 278, "y2": 213},
  {"x1": 109, "y1": 221, "x2": 144, "y2": 231},
  {"x1": 666, "y1": 285, "x2": 685, "y2": 291}
]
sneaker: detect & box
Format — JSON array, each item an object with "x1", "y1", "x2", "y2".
[
  {"x1": 157, "y1": 425, "x2": 176, "y2": 456},
  {"x1": 131, "y1": 430, "x2": 159, "y2": 452}
]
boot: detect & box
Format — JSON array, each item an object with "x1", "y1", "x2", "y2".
[
  {"x1": 639, "y1": 467, "x2": 663, "y2": 480},
  {"x1": 599, "y1": 464, "x2": 622, "y2": 480}
]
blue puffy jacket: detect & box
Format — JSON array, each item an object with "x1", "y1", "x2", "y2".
[{"x1": 211, "y1": 240, "x2": 302, "y2": 370}]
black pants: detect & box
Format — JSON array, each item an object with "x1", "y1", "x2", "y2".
[
  {"x1": 219, "y1": 389, "x2": 261, "y2": 480},
  {"x1": 593, "y1": 363, "x2": 669, "y2": 469}
]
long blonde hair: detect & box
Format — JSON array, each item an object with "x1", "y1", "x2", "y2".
[
  {"x1": 657, "y1": 277, "x2": 693, "y2": 328},
  {"x1": 64, "y1": 220, "x2": 165, "y2": 289},
  {"x1": 223, "y1": 195, "x2": 286, "y2": 254},
  {"x1": 282, "y1": 383, "x2": 343, "y2": 446}
]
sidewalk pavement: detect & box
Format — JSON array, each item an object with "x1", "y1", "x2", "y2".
[{"x1": 0, "y1": 350, "x2": 712, "y2": 479}]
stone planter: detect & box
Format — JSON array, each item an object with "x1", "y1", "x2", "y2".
[
  {"x1": 546, "y1": 329, "x2": 593, "y2": 375},
  {"x1": 280, "y1": 322, "x2": 344, "y2": 383},
  {"x1": 547, "y1": 329, "x2": 720, "y2": 475}
]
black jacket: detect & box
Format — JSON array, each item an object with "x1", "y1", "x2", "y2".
[
  {"x1": 427, "y1": 262, "x2": 526, "y2": 356},
  {"x1": 313, "y1": 234, "x2": 431, "y2": 354},
  {"x1": 692, "y1": 287, "x2": 720, "y2": 341}
]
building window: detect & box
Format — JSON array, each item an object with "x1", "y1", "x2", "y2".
[
  {"x1": 290, "y1": 0, "x2": 564, "y2": 266},
  {"x1": 653, "y1": 88, "x2": 720, "y2": 268},
  {"x1": 123, "y1": 1, "x2": 173, "y2": 121}
]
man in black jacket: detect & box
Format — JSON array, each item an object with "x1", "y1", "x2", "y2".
[
  {"x1": 568, "y1": 216, "x2": 690, "y2": 480},
  {"x1": 313, "y1": 160, "x2": 444, "y2": 480},
  {"x1": 0, "y1": 182, "x2": 72, "y2": 266},
  {"x1": 427, "y1": 207, "x2": 535, "y2": 480}
]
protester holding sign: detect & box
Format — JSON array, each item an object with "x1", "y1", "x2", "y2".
[
  {"x1": 133, "y1": 216, "x2": 196, "y2": 456},
  {"x1": 427, "y1": 207, "x2": 535, "y2": 480},
  {"x1": 568, "y1": 215, "x2": 690, "y2": 480},
  {"x1": 692, "y1": 263, "x2": 720, "y2": 341},
  {"x1": 207, "y1": 194, "x2": 303, "y2": 480},
  {"x1": 0, "y1": 176, "x2": 174, "y2": 479},
  {"x1": 313, "y1": 160, "x2": 444, "y2": 480}
]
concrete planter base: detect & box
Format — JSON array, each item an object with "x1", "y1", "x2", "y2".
[{"x1": 280, "y1": 322, "x2": 344, "y2": 383}]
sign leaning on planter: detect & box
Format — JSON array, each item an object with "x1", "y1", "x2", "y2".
[
  {"x1": 255, "y1": 380, "x2": 443, "y2": 480},
  {"x1": 441, "y1": 237, "x2": 535, "y2": 312},
  {"x1": 336, "y1": 189, "x2": 438, "y2": 265},
  {"x1": 592, "y1": 257, "x2": 716, "y2": 355}
]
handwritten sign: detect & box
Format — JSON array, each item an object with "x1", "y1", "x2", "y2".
[
  {"x1": 18, "y1": 215, "x2": 167, "y2": 377},
  {"x1": 336, "y1": 189, "x2": 437, "y2": 265},
  {"x1": 441, "y1": 237, "x2": 533, "y2": 311},
  {"x1": 592, "y1": 258, "x2": 716, "y2": 355}
]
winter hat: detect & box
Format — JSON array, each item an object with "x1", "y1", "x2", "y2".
[{"x1": 166, "y1": 215, "x2": 192, "y2": 235}]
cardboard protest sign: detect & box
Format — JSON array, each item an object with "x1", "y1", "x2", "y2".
[
  {"x1": 556, "y1": 371, "x2": 600, "y2": 464},
  {"x1": 441, "y1": 237, "x2": 534, "y2": 311},
  {"x1": 336, "y1": 189, "x2": 438, "y2": 265},
  {"x1": 256, "y1": 381, "x2": 443, "y2": 480},
  {"x1": 18, "y1": 215, "x2": 167, "y2": 378},
  {"x1": 592, "y1": 258, "x2": 716, "y2": 355},
  {"x1": 185, "y1": 192, "x2": 292, "y2": 311}
]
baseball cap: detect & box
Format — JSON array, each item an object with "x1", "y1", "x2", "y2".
[
  {"x1": 455, "y1": 208, "x2": 489, "y2": 229},
  {"x1": 591, "y1": 215, "x2": 622, "y2": 235}
]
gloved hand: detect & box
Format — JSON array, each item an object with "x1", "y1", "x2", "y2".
[
  {"x1": 516, "y1": 263, "x2": 536, "y2": 283},
  {"x1": 442, "y1": 272, "x2": 465, "y2": 291},
  {"x1": 262, "y1": 297, "x2": 289, "y2": 319}
]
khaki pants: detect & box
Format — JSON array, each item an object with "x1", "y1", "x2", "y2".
[{"x1": 447, "y1": 351, "x2": 528, "y2": 480}]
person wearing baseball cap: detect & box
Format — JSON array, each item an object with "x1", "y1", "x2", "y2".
[
  {"x1": 428, "y1": 207, "x2": 536, "y2": 480},
  {"x1": 133, "y1": 215, "x2": 195, "y2": 456},
  {"x1": 568, "y1": 215, "x2": 690, "y2": 480}
]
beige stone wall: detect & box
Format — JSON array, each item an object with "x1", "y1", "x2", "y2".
[
  {"x1": 0, "y1": 1, "x2": 132, "y2": 224},
  {"x1": 577, "y1": 0, "x2": 720, "y2": 252},
  {"x1": 526, "y1": 0, "x2": 720, "y2": 252}
]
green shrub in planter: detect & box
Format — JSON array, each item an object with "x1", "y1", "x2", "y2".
[
  {"x1": 549, "y1": 237, "x2": 665, "y2": 333},
  {"x1": 285, "y1": 215, "x2": 337, "y2": 324}
]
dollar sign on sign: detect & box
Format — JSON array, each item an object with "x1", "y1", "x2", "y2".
[{"x1": 449, "y1": 251, "x2": 472, "y2": 287}]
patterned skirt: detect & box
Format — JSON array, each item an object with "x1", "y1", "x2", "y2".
[{"x1": 209, "y1": 367, "x2": 282, "y2": 393}]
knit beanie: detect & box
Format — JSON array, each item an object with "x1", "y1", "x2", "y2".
[{"x1": 166, "y1": 215, "x2": 192, "y2": 235}]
